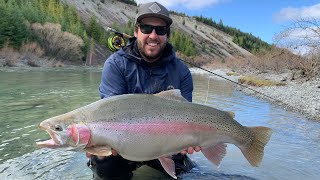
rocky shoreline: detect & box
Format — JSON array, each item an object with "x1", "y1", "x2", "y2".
[
  {"x1": 243, "y1": 74, "x2": 320, "y2": 121},
  {"x1": 190, "y1": 68, "x2": 320, "y2": 121}
]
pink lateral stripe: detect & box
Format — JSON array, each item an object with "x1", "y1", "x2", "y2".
[{"x1": 92, "y1": 121, "x2": 214, "y2": 134}]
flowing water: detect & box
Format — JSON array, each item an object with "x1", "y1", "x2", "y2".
[{"x1": 0, "y1": 68, "x2": 319, "y2": 180}]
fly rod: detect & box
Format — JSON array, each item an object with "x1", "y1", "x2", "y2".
[{"x1": 105, "y1": 27, "x2": 288, "y2": 106}]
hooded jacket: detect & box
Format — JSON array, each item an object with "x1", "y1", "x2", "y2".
[{"x1": 99, "y1": 38, "x2": 193, "y2": 102}]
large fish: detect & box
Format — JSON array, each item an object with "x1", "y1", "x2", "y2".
[{"x1": 36, "y1": 89, "x2": 272, "y2": 179}]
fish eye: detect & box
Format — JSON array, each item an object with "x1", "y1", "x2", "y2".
[{"x1": 54, "y1": 125, "x2": 63, "y2": 131}]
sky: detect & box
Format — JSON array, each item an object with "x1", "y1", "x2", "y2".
[{"x1": 135, "y1": 0, "x2": 320, "y2": 44}]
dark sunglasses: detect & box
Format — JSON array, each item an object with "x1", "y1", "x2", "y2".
[{"x1": 139, "y1": 23, "x2": 168, "y2": 35}]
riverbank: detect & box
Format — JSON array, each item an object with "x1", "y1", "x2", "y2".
[{"x1": 190, "y1": 68, "x2": 320, "y2": 121}]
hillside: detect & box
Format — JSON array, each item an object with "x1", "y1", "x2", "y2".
[{"x1": 65, "y1": 0, "x2": 253, "y2": 63}]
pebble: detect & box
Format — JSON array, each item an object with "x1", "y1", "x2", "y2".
[{"x1": 192, "y1": 68, "x2": 320, "y2": 121}]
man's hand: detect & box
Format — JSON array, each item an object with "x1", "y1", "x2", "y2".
[
  {"x1": 180, "y1": 146, "x2": 201, "y2": 155},
  {"x1": 86, "y1": 148, "x2": 118, "y2": 160}
]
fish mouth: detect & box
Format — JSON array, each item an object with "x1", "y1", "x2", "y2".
[
  {"x1": 36, "y1": 123, "x2": 90, "y2": 150},
  {"x1": 36, "y1": 124, "x2": 64, "y2": 148}
]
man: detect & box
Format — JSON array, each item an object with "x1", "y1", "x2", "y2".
[{"x1": 87, "y1": 2, "x2": 200, "y2": 179}]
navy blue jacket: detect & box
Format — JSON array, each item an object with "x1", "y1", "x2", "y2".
[{"x1": 99, "y1": 38, "x2": 193, "y2": 102}]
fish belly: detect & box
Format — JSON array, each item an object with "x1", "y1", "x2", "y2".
[{"x1": 88, "y1": 121, "x2": 219, "y2": 161}]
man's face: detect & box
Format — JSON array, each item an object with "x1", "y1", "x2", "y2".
[{"x1": 134, "y1": 17, "x2": 168, "y2": 63}]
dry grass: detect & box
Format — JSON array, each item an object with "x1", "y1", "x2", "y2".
[
  {"x1": 226, "y1": 71, "x2": 238, "y2": 76},
  {"x1": 49, "y1": 58, "x2": 64, "y2": 67},
  {"x1": 202, "y1": 46, "x2": 319, "y2": 80},
  {"x1": 0, "y1": 42, "x2": 46, "y2": 67},
  {"x1": 176, "y1": 52, "x2": 212, "y2": 67},
  {"x1": 20, "y1": 42, "x2": 45, "y2": 67},
  {"x1": 238, "y1": 76, "x2": 286, "y2": 87},
  {"x1": 20, "y1": 42, "x2": 44, "y2": 58},
  {"x1": 0, "y1": 41, "x2": 66, "y2": 67},
  {"x1": 31, "y1": 23, "x2": 84, "y2": 62},
  {"x1": 0, "y1": 44, "x2": 20, "y2": 67},
  {"x1": 0, "y1": 22, "x2": 85, "y2": 67}
]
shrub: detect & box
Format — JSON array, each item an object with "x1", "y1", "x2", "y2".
[
  {"x1": 31, "y1": 23, "x2": 84, "y2": 61},
  {"x1": 0, "y1": 44, "x2": 20, "y2": 66},
  {"x1": 20, "y1": 42, "x2": 44, "y2": 59}
]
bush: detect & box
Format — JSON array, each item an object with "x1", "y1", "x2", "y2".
[
  {"x1": 20, "y1": 42, "x2": 44, "y2": 66},
  {"x1": 0, "y1": 44, "x2": 20, "y2": 66},
  {"x1": 31, "y1": 23, "x2": 84, "y2": 61}
]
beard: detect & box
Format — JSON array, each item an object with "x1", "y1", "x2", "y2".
[{"x1": 137, "y1": 39, "x2": 166, "y2": 62}]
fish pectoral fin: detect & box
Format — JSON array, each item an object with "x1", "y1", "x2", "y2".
[
  {"x1": 158, "y1": 156, "x2": 177, "y2": 179},
  {"x1": 85, "y1": 146, "x2": 112, "y2": 156},
  {"x1": 202, "y1": 143, "x2": 227, "y2": 166},
  {"x1": 154, "y1": 89, "x2": 188, "y2": 102}
]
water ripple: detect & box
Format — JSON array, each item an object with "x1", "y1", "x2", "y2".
[{"x1": 2, "y1": 137, "x2": 20, "y2": 143}]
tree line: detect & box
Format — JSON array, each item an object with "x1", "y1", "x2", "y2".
[{"x1": 194, "y1": 15, "x2": 271, "y2": 54}]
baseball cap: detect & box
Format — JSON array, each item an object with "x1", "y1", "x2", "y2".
[{"x1": 136, "y1": 2, "x2": 172, "y2": 26}]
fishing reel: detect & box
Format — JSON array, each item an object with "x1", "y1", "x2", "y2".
[
  {"x1": 107, "y1": 34, "x2": 126, "y2": 52},
  {"x1": 106, "y1": 27, "x2": 132, "y2": 52}
]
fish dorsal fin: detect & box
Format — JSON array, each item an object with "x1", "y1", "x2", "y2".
[
  {"x1": 154, "y1": 89, "x2": 188, "y2": 102},
  {"x1": 225, "y1": 111, "x2": 235, "y2": 118}
]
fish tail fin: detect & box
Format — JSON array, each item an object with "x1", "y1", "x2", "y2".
[{"x1": 240, "y1": 126, "x2": 272, "y2": 167}]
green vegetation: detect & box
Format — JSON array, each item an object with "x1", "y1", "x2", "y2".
[
  {"x1": 0, "y1": 5, "x2": 29, "y2": 49},
  {"x1": 86, "y1": 15, "x2": 110, "y2": 47},
  {"x1": 0, "y1": 0, "x2": 88, "y2": 61},
  {"x1": 169, "y1": 10, "x2": 187, "y2": 17},
  {"x1": 194, "y1": 15, "x2": 271, "y2": 54},
  {"x1": 170, "y1": 31, "x2": 198, "y2": 57}
]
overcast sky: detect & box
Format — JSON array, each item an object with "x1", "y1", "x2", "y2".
[{"x1": 136, "y1": 0, "x2": 320, "y2": 44}]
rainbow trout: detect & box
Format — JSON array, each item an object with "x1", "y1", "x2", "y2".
[{"x1": 37, "y1": 89, "x2": 272, "y2": 179}]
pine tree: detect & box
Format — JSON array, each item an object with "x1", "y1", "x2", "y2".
[
  {"x1": 87, "y1": 16, "x2": 101, "y2": 41},
  {"x1": 0, "y1": 7, "x2": 28, "y2": 49}
]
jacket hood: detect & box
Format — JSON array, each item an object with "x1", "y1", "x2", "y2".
[{"x1": 116, "y1": 37, "x2": 176, "y2": 67}]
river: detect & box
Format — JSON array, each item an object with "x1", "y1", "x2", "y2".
[{"x1": 0, "y1": 67, "x2": 319, "y2": 180}]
